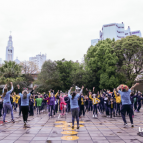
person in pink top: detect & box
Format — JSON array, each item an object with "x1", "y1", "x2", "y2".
[{"x1": 59, "y1": 93, "x2": 67, "y2": 116}]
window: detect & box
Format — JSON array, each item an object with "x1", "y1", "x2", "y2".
[
  {"x1": 117, "y1": 31, "x2": 124, "y2": 33},
  {"x1": 116, "y1": 25, "x2": 124, "y2": 28},
  {"x1": 125, "y1": 33, "x2": 128, "y2": 35},
  {"x1": 104, "y1": 24, "x2": 115, "y2": 27},
  {"x1": 132, "y1": 31, "x2": 139, "y2": 34}
]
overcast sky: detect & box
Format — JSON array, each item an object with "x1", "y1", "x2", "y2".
[{"x1": 0, "y1": 0, "x2": 143, "y2": 62}]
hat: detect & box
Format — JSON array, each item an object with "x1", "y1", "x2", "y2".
[{"x1": 119, "y1": 84, "x2": 129, "y2": 92}]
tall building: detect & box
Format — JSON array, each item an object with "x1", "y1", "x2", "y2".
[
  {"x1": 29, "y1": 53, "x2": 46, "y2": 70},
  {"x1": 6, "y1": 35, "x2": 14, "y2": 61},
  {"x1": 91, "y1": 22, "x2": 142, "y2": 46}
]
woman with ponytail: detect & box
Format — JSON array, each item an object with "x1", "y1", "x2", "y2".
[
  {"x1": 17, "y1": 84, "x2": 37, "y2": 128},
  {"x1": 2, "y1": 82, "x2": 14, "y2": 123},
  {"x1": 68, "y1": 86, "x2": 84, "y2": 129}
]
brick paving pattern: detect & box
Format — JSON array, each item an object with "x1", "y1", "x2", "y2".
[{"x1": 0, "y1": 108, "x2": 143, "y2": 143}]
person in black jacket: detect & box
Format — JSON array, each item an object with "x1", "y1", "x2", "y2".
[
  {"x1": 29, "y1": 96, "x2": 34, "y2": 116},
  {"x1": 136, "y1": 92, "x2": 143, "y2": 112},
  {"x1": 64, "y1": 95, "x2": 70, "y2": 113}
]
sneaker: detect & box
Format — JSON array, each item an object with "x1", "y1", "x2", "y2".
[
  {"x1": 131, "y1": 124, "x2": 134, "y2": 127},
  {"x1": 77, "y1": 126, "x2": 79, "y2": 129},
  {"x1": 72, "y1": 126, "x2": 74, "y2": 129},
  {"x1": 93, "y1": 114, "x2": 94, "y2": 117},
  {"x1": 11, "y1": 119, "x2": 15, "y2": 123},
  {"x1": 95, "y1": 115, "x2": 97, "y2": 118},
  {"x1": 124, "y1": 123, "x2": 128, "y2": 128}
]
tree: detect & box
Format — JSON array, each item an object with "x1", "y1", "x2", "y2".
[
  {"x1": 56, "y1": 59, "x2": 73, "y2": 91},
  {"x1": 0, "y1": 61, "x2": 23, "y2": 84},
  {"x1": 71, "y1": 62, "x2": 86, "y2": 88},
  {"x1": 20, "y1": 61, "x2": 39, "y2": 74},
  {"x1": 113, "y1": 35, "x2": 143, "y2": 86},
  {"x1": 84, "y1": 39, "x2": 124, "y2": 91},
  {"x1": 35, "y1": 60, "x2": 62, "y2": 93}
]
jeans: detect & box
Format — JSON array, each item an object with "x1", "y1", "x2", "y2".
[
  {"x1": 88, "y1": 100, "x2": 93, "y2": 111},
  {"x1": 80, "y1": 105, "x2": 85, "y2": 116},
  {"x1": 49, "y1": 105, "x2": 55, "y2": 116},
  {"x1": 3, "y1": 102, "x2": 14, "y2": 121},
  {"x1": 71, "y1": 108, "x2": 79, "y2": 126},
  {"x1": 137, "y1": 102, "x2": 141, "y2": 111},
  {"x1": 37, "y1": 106, "x2": 41, "y2": 114},
  {"x1": 93, "y1": 104, "x2": 97, "y2": 115},
  {"x1": 30, "y1": 105, "x2": 34, "y2": 116},
  {"x1": 121, "y1": 104, "x2": 133, "y2": 124},
  {"x1": 134, "y1": 101, "x2": 137, "y2": 110},
  {"x1": 0, "y1": 106, "x2": 3, "y2": 117},
  {"x1": 109, "y1": 108, "x2": 115, "y2": 118},
  {"x1": 21, "y1": 106, "x2": 29, "y2": 122},
  {"x1": 105, "y1": 104, "x2": 109, "y2": 116},
  {"x1": 116, "y1": 103, "x2": 121, "y2": 115},
  {"x1": 13, "y1": 102, "x2": 16, "y2": 111}
]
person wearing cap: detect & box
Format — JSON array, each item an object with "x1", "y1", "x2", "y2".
[{"x1": 117, "y1": 83, "x2": 139, "y2": 128}]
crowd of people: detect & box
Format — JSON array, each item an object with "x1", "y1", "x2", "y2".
[{"x1": 0, "y1": 82, "x2": 142, "y2": 129}]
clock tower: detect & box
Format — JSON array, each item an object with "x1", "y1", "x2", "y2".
[{"x1": 6, "y1": 34, "x2": 14, "y2": 61}]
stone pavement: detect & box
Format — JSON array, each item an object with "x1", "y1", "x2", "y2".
[{"x1": 0, "y1": 108, "x2": 143, "y2": 143}]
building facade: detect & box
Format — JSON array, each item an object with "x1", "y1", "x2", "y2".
[
  {"x1": 6, "y1": 35, "x2": 14, "y2": 61},
  {"x1": 29, "y1": 53, "x2": 46, "y2": 70},
  {"x1": 91, "y1": 22, "x2": 142, "y2": 46}
]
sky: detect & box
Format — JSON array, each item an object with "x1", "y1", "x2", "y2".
[{"x1": 0, "y1": 0, "x2": 143, "y2": 63}]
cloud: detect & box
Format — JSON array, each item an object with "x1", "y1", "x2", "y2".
[{"x1": 0, "y1": 0, "x2": 142, "y2": 62}]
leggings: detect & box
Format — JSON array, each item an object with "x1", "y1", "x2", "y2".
[
  {"x1": 71, "y1": 108, "x2": 79, "y2": 126},
  {"x1": 21, "y1": 106, "x2": 29, "y2": 123}
]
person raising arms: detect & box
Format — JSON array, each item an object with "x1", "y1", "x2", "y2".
[
  {"x1": 17, "y1": 84, "x2": 37, "y2": 128},
  {"x1": 2, "y1": 82, "x2": 15, "y2": 123},
  {"x1": 68, "y1": 86, "x2": 84, "y2": 129},
  {"x1": 116, "y1": 83, "x2": 139, "y2": 128}
]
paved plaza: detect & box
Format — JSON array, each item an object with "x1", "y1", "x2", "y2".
[{"x1": 0, "y1": 108, "x2": 143, "y2": 143}]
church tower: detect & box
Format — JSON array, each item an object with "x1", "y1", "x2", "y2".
[{"x1": 6, "y1": 34, "x2": 14, "y2": 61}]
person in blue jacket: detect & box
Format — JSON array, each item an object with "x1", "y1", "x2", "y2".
[
  {"x1": 68, "y1": 86, "x2": 84, "y2": 129},
  {"x1": 2, "y1": 82, "x2": 15, "y2": 123}
]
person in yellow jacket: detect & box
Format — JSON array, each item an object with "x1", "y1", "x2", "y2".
[
  {"x1": 13, "y1": 92, "x2": 20, "y2": 112},
  {"x1": 89, "y1": 93, "x2": 100, "y2": 118},
  {"x1": 114, "y1": 89, "x2": 121, "y2": 116}
]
